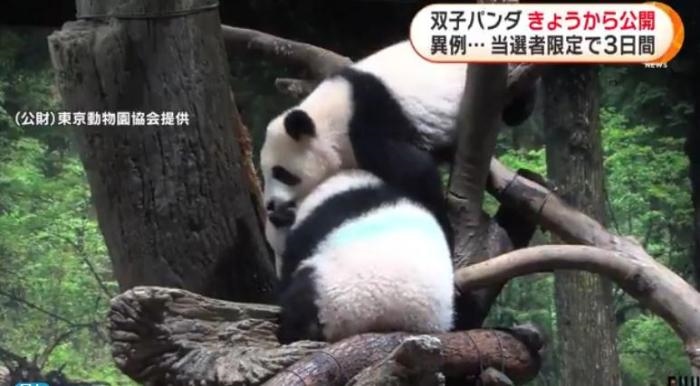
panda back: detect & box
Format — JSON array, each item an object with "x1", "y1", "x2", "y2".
[
  {"x1": 278, "y1": 170, "x2": 454, "y2": 343},
  {"x1": 306, "y1": 199, "x2": 454, "y2": 341},
  {"x1": 352, "y1": 40, "x2": 467, "y2": 149}
]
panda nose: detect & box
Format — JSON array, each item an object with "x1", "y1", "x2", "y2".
[
  {"x1": 268, "y1": 200, "x2": 298, "y2": 228},
  {"x1": 266, "y1": 199, "x2": 296, "y2": 213}
]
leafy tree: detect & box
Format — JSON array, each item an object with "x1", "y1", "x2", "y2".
[
  {"x1": 0, "y1": 28, "x2": 133, "y2": 384},
  {"x1": 602, "y1": 108, "x2": 693, "y2": 279}
]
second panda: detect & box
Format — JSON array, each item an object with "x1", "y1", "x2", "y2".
[{"x1": 276, "y1": 169, "x2": 454, "y2": 344}]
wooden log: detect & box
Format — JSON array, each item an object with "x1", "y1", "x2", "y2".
[
  {"x1": 264, "y1": 330, "x2": 539, "y2": 386},
  {"x1": 109, "y1": 287, "x2": 326, "y2": 385},
  {"x1": 109, "y1": 287, "x2": 541, "y2": 385}
]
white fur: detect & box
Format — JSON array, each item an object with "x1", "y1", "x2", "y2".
[
  {"x1": 260, "y1": 77, "x2": 357, "y2": 214},
  {"x1": 261, "y1": 40, "x2": 466, "y2": 266},
  {"x1": 353, "y1": 41, "x2": 467, "y2": 149},
  {"x1": 294, "y1": 171, "x2": 454, "y2": 342},
  {"x1": 260, "y1": 40, "x2": 465, "y2": 209},
  {"x1": 268, "y1": 170, "x2": 382, "y2": 278},
  {"x1": 293, "y1": 169, "x2": 382, "y2": 226},
  {"x1": 265, "y1": 219, "x2": 287, "y2": 278}
]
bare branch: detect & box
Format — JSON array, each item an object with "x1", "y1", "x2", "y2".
[
  {"x1": 446, "y1": 60, "x2": 511, "y2": 329},
  {"x1": 0, "y1": 288, "x2": 93, "y2": 327},
  {"x1": 447, "y1": 64, "x2": 507, "y2": 240},
  {"x1": 58, "y1": 231, "x2": 114, "y2": 300},
  {"x1": 221, "y1": 25, "x2": 351, "y2": 79},
  {"x1": 36, "y1": 328, "x2": 81, "y2": 369},
  {"x1": 263, "y1": 329, "x2": 539, "y2": 386},
  {"x1": 327, "y1": 336, "x2": 444, "y2": 386},
  {"x1": 487, "y1": 159, "x2": 700, "y2": 375},
  {"x1": 274, "y1": 78, "x2": 318, "y2": 99},
  {"x1": 77, "y1": 254, "x2": 114, "y2": 300},
  {"x1": 455, "y1": 245, "x2": 639, "y2": 290},
  {"x1": 0, "y1": 345, "x2": 26, "y2": 365}
]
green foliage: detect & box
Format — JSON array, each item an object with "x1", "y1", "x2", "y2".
[
  {"x1": 619, "y1": 315, "x2": 690, "y2": 385},
  {"x1": 602, "y1": 108, "x2": 693, "y2": 276},
  {"x1": 600, "y1": 66, "x2": 693, "y2": 137},
  {"x1": 490, "y1": 102, "x2": 693, "y2": 385},
  {"x1": 0, "y1": 137, "x2": 132, "y2": 385},
  {"x1": 0, "y1": 28, "x2": 134, "y2": 385}
]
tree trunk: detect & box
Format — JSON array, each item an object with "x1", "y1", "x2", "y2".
[
  {"x1": 47, "y1": 0, "x2": 276, "y2": 303},
  {"x1": 543, "y1": 65, "x2": 622, "y2": 386},
  {"x1": 687, "y1": 8, "x2": 700, "y2": 289}
]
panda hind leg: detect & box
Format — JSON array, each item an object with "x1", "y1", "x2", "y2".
[
  {"x1": 502, "y1": 79, "x2": 538, "y2": 126},
  {"x1": 276, "y1": 267, "x2": 324, "y2": 344}
]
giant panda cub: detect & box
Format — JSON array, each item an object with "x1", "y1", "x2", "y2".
[
  {"x1": 276, "y1": 169, "x2": 454, "y2": 344},
  {"x1": 261, "y1": 39, "x2": 536, "y2": 263}
]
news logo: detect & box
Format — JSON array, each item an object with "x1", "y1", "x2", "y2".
[
  {"x1": 668, "y1": 376, "x2": 700, "y2": 386},
  {"x1": 15, "y1": 383, "x2": 49, "y2": 386}
]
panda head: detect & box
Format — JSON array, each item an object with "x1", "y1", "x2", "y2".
[{"x1": 260, "y1": 108, "x2": 343, "y2": 229}]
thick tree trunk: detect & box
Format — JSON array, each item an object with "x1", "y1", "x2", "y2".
[
  {"x1": 688, "y1": 10, "x2": 700, "y2": 288},
  {"x1": 543, "y1": 65, "x2": 622, "y2": 386},
  {"x1": 47, "y1": 0, "x2": 276, "y2": 303}
]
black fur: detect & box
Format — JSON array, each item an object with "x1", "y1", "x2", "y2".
[
  {"x1": 268, "y1": 200, "x2": 297, "y2": 228},
  {"x1": 277, "y1": 177, "x2": 451, "y2": 343},
  {"x1": 277, "y1": 182, "x2": 410, "y2": 343},
  {"x1": 279, "y1": 184, "x2": 404, "y2": 287},
  {"x1": 284, "y1": 109, "x2": 316, "y2": 140},
  {"x1": 271, "y1": 165, "x2": 301, "y2": 186},
  {"x1": 336, "y1": 68, "x2": 454, "y2": 248},
  {"x1": 276, "y1": 266, "x2": 323, "y2": 344},
  {"x1": 502, "y1": 79, "x2": 538, "y2": 127}
]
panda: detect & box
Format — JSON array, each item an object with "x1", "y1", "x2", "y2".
[
  {"x1": 260, "y1": 39, "x2": 536, "y2": 261},
  {"x1": 276, "y1": 169, "x2": 454, "y2": 344}
]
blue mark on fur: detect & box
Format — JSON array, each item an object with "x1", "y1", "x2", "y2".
[{"x1": 327, "y1": 211, "x2": 443, "y2": 247}]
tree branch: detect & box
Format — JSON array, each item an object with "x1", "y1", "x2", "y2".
[
  {"x1": 345, "y1": 336, "x2": 444, "y2": 386},
  {"x1": 274, "y1": 78, "x2": 318, "y2": 99},
  {"x1": 0, "y1": 288, "x2": 95, "y2": 328},
  {"x1": 447, "y1": 64, "x2": 508, "y2": 263},
  {"x1": 220, "y1": 25, "x2": 351, "y2": 79},
  {"x1": 264, "y1": 329, "x2": 539, "y2": 386},
  {"x1": 220, "y1": 24, "x2": 543, "y2": 100},
  {"x1": 36, "y1": 327, "x2": 82, "y2": 369},
  {"x1": 486, "y1": 159, "x2": 700, "y2": 375},
  {"x1": 60, "y1": 232, "x2": 114, "y2": 300},
  {"x1": 445, "y1": 61, "x2": 513, "y2": 330},
  {"x1": 109, "y1": 286, "x2": 541, "y2": 385},
  {"x1": 455, "y1": 245, "x2": 640, "y2": 290}
]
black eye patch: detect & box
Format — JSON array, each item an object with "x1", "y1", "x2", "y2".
[{"x1": 272, "y1": 166, "x2": 301, "y2": 186}]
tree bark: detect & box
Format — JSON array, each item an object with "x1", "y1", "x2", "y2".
[
  {"x1": 687, "y1": 8, "x2": 700, "y2": 288},
  {"x1": 447, "y1": 63, "x2": 513, "y2": 330},
  {"x1": 543, "y1": 65, "x2": 622, "y2": 386},
  {"x1": 109, "y1": 286, "x2": 542, "y2": 386},
  {"x1": 47, "y1": 0, "x2": 276, "y2": 303}
]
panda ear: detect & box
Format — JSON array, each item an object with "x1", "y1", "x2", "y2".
[{"x1": 284, "y1": 110, "x2": 316, "y2": 141}]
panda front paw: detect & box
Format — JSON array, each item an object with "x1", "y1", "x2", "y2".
[{"x1": 269, "y1": 207, "x2": 296, "y2": 228}]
